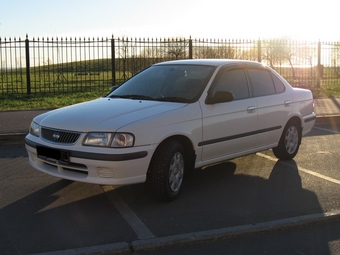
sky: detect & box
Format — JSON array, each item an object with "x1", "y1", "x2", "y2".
[{"x1": 0, "y1": 0, "x2": 339, "y2": 41}]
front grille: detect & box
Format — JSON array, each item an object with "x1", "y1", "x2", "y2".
[{"x1": 41, "y1": 128, "x2": 81, "y2": 144}]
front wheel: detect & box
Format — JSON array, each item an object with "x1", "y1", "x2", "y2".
[
  {"x1": 147, "y1": 140, "x2": 185, "y2": 202},
  {"x1": 273, "y1": 120, "x2": 301, "y2": 160}
]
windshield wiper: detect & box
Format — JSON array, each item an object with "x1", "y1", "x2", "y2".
[
  {"x1": 155, "y1": 97, "x2": 191, "y2": 103},
  {"x1": 110, "y1": 94, "x2": 154, "y2": 100}
]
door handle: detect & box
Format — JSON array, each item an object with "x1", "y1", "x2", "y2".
[
  {"x1": 284, "y1": 100, "x2": 291, "y2": 106},
  {"x1": 247, "y1": 106, "x2": 256, "y2": 113}
]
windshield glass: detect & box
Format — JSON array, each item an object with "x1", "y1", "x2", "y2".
[{"x1": 108, "y1": 64, "x2": 216, "y2": 103}]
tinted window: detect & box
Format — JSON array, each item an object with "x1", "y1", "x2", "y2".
[
  {"x1": 212, "y1": 69, "x2": 249, "y2": 100},
  {"x1": 248, "y1": 69, "x2": 275, "y2": 97},
  {"x1": 271, "y1": 73, "x2": 285, "y2": 93}
]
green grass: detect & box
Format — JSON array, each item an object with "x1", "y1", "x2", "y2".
[
  {"x1": 0, "y1": 91, "x2": 106, "y2": 111},
  {"x1": 310, "y1": 84, "x2": 340, "y2": 98}
]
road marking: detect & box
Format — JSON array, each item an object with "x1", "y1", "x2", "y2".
[
  {"x1": 101, "y1": 185, "x2": 155, "y2": 240},
  {"x1": 257, "y1": 152, "x2": 340, "y2": 185},
  {"x1": 313, "y1": 126, "x2": 340, "y2": 134}
]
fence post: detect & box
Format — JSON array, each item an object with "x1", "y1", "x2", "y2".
[
  {"x1": 189, "y1": 37, "x2": 193, "y2": 59},
  {"x1": 317, "y1": 41, "x2": 321, "y2": 87},
  {"x1": 111, "y1": 36, "x2": 116, "y2": 86},
  {"x1": 25, "y1": 34, "x2": 31, "y2": 94},
  {"x1": 257, "y1": 39, "x2": 262, "y2": 63}
]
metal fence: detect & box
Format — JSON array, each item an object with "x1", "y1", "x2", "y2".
[{"x1": 1, "y1": 35, "x2": 340, "y2": 95}]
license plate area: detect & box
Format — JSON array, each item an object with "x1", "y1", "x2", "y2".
[{"x1": 37, "y1": 146, "x2": 69, "y2": 163}]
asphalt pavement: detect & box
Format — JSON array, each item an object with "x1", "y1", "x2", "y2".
[{"x1": 0, "y1": 97, "x2": 340, "y2": 145}]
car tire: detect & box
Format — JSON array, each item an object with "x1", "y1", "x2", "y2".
[
  {"x1": 147, "y1": 140, "x2": 185, "y2": 202},
  {"x1": 273, "y1": 119, "x2": 301, "y2": 160}
]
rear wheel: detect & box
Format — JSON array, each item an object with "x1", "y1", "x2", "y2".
[
  {"x1": 273, "y1": 120, "x2": 301, "y2": 160},
  {"x1": 147, "y1": 140, "x2": 185, "y2": 202}
]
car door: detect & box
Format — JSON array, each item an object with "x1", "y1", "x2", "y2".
[
  {"x1": 200, "y1": 68, "x2": 257, "y2": 162},
  {"x1": 247, "y1": 68, "x2": 292, "y2": 148}
]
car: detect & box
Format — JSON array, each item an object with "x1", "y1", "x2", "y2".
[{"x1": 25, "y1": 59, "x2": 316, "y2": 202}]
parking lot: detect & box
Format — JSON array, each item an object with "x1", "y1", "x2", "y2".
[{"x1": 0, "y1": 122, "x2": 339, "y2": 254}]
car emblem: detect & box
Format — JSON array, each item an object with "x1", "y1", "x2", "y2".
[{"x1": 52, "y1": 132, "x2": 60, "y2": 141}]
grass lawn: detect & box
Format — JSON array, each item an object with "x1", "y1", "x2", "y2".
[{"x1": 0, "y1": 91, "x2": 106, "y2": 111}]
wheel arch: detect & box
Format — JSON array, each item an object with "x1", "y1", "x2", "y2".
[
  {"x1": 150, "y1": 135, "x2": 196, "y2": 171},
  {"x1": 287, "y1": 116, "x2": 303, "y2": 132}
]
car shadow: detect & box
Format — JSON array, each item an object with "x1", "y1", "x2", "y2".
[
  {"x1": 117, "y1": 160, "x2": 324, "y2": 228},
  {"x1": 114, "y1": 158, "x2": 336, "y2": 253}
]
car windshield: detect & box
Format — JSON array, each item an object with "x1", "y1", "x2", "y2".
[{"x1": 108, "y1": 64, "x2": 216, "y2": 103}]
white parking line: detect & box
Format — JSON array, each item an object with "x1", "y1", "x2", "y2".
[
  {"x1": 313, "y1": 126, "x2": 340, "y2": 134},
  {"x1": 101, "y1": 185, "x2": 156, "y2": 240},
  {"x1": 257, "y1": 153, "x2": 340, "y2": 185}
]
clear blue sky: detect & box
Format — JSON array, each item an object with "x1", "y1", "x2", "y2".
[{"x1": 1, "y1": 0, "x2": 338, "y2": 40}]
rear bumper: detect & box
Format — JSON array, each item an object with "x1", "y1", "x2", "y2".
[{"x1": 302, "y1": 112, "x2": 317, "y2": 136}]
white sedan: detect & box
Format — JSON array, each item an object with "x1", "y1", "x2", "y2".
[{"x1": 25, "y1": 59, "x2": 316, "y2": 201}]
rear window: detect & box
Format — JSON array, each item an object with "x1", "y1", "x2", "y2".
[
  {"x1": 248, "y1": 69, "x2": 275, "y2": 97},
  {"x1": 271, "y1": 73, "x2": 286, "y2": 93},
  {"x1": 211, "y1": 69, "x2": 250, "y2": 100}
]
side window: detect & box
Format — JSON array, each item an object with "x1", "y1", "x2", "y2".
[
  {"x1": 271, "y1": 73, "x2": 285, "y2": 93},
  {"x1": 248, "y1": 69, "x2": 275, "y2": 97},
  {"x1": 212, "y1": 69, "x2": 249, "y2": 100}
]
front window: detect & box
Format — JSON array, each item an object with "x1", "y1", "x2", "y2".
[{"x1": 108, "y1": 65, "x2": 216, "y2": 103}]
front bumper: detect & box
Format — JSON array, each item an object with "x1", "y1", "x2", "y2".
[{"x1": 25, "y1": 135, "x2": 154, "y2": 185}]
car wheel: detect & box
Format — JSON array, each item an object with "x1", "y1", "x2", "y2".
[
  {"x1": 273, "y1": 120, "x2": 301, "y2": 160},
  {"x1": 148, "y1": 140, "x2": 185, "y2": 202}
]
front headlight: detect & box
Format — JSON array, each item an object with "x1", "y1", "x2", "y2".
[
  {"x1": 83, "y1": 132, "x2": 113, "y2": 147},
  {"x1": 29, "y1": 121, "x2": 40, "y2": 137},
  {"x1": 83, "y1": 132, "x2": 134, "y2": 148}
]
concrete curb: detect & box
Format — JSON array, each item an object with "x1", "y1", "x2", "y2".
[
  {"x1": 0, "y1": 133, "x2": 27, "y2": 146},
  {"x1": 131, "y1": 209, "x2": 340, "y2": 253},
  {"x1": 31, "y1": 242, "x2": 131, "y2": 255},
  {"x1": 30, "y1": 209, "x2": 340, "y2": 255},
  {"x1": 315, "y1": 115, "x2": 340, "y2": 125}
]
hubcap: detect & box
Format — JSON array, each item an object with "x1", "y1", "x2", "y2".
[
  {"x1": 285, "y1": 125, "x2": 298, "y2": 154},
  {"x1": 169, "y1": 152, "x2": 184, "y2": 192}
]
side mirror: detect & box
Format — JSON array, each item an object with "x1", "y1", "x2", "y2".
[{"x1": 206, "y1": 91, "x2": 234, "y2": 104}]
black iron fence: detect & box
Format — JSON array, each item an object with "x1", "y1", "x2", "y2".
[{"x1": 1, "y1": 35, "x2": 340, "y2": 95}]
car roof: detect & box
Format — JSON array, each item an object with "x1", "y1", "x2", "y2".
[{"x1": 154, "y1": 59, "x2": 265, "y2": 68}]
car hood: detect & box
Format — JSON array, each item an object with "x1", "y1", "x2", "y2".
[{"x1": 34, "y1": 98, "x2": 186, "y2": 132}]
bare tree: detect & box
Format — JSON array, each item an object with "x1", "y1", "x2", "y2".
[
  {"x1": 261, "y1": 38, "x2": 299, "y2": 80},
  {"x1": 261, "y1": 39, "x2": 286, "y2": 68},
  {"x1": 165, "y1": 38, "x2": 188, "y2": 60},
  {"x1": 280, "y1": 39, "x2": 299, "y2": 80}
]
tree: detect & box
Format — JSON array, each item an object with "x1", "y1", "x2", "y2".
[
  {"x1": 261, "y1": 39, "x2": 286, "y2": 68},
  {"x1": 262, "y1": 38, "x2": 299, "y2": 80},
  {"x1": 165, "y1": 38, "x2": 188, "y2": 60}
]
